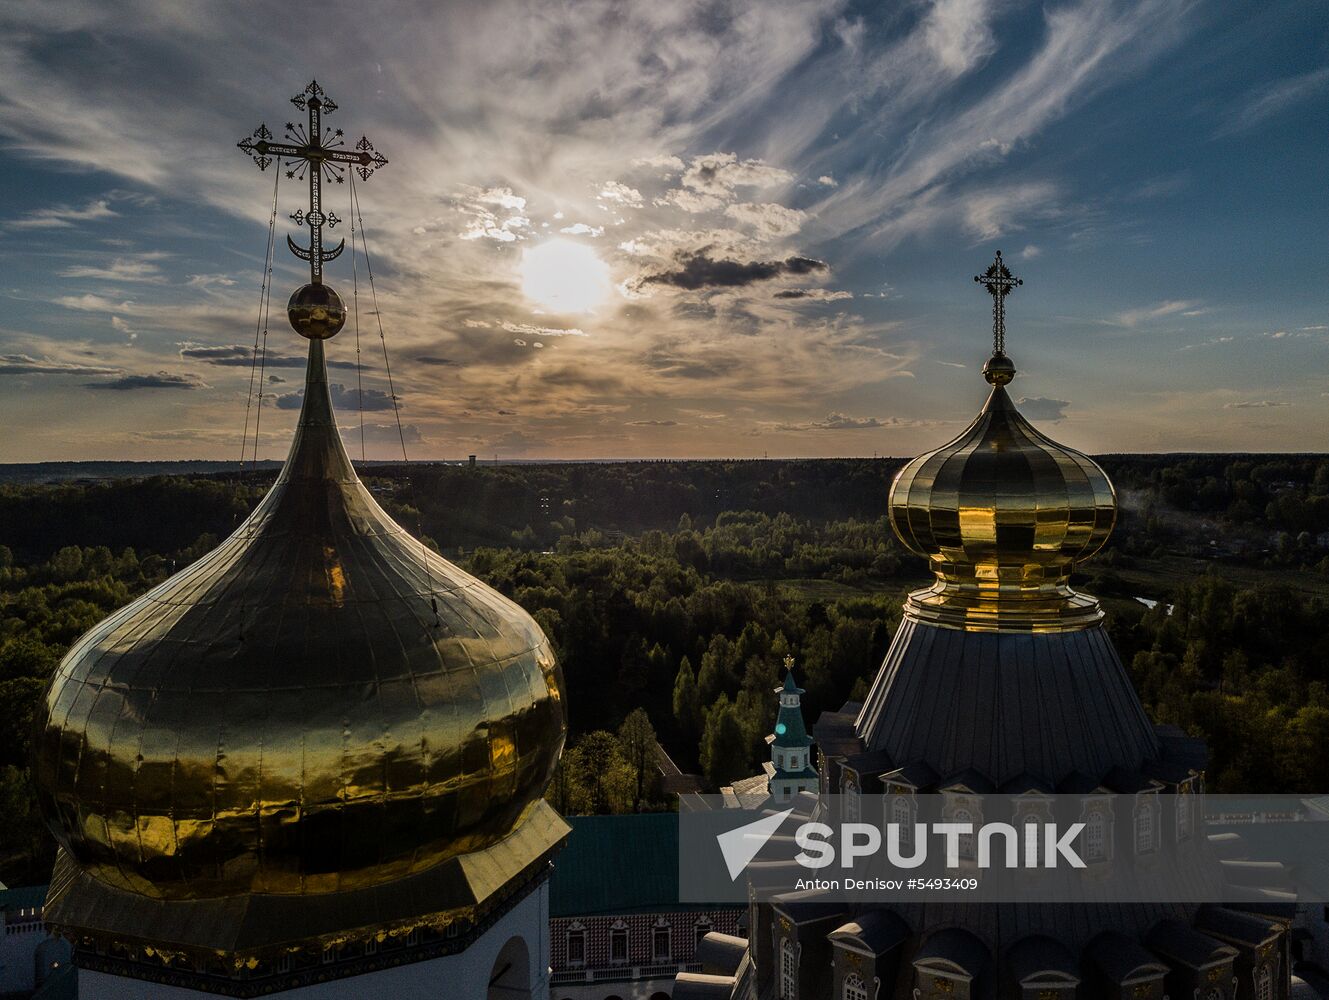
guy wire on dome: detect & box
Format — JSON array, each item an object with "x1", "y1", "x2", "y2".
[{"x1": 237, "y1": 79, "x2": 439, "y2": 623}]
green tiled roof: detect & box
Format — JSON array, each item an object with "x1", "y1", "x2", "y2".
[{"x1": 549, "y1": 814, "x2": 687, "y2": 916}]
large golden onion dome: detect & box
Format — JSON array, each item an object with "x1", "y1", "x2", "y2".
[
  {"x1": 888, "y1": 254, "x2": 1116, "y2": 634},
  {"x1": 33, "y1": 329, "x2": 566, "y2": 900}
]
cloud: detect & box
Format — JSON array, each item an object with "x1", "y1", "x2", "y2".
[
  {"x1": 598, "y1": 181, "x2": 643, "y2": 206},
  {"x1": 936, "y1": 361, "x2": 967, "y2": 368},
  {"x1": 627, "y1": 419, "x2": 678, "y2": 426},
  {"x1": 1015, "y1": 396, "x2": 1070, "y2": 421},
  {"x1": 8, "y1": 198, "x2": 116, "y2": 230},
  {"x1": 962, "y1": 182, "x2": 1058, "y2": 240},
  {"x1": 1224, "y1": 400, "x2": 1291, "y2": 409},
  {"x1": 654, "y1": 189, "x2": 727, "y2": 214},
  {"x1": 1113, "y1": 299, "x2": 1204, "y2": 328},
  {"x1": 455, "y1": 186, "x2": 529, "y2": 242},
  {"x1": 922, "y1": 0, "x2": 996, "y2": 74},
  {"x1": 1019, "y1": 245, "x2": 1041, "y2": 259},
  {"x1": 276, "y1": 384, "x2": 397, "y2": 411},
  {"x1": 87, "y1": 371, "x2": 206, "y2": 391},
  {"x1": 723, "y1": 202, "x2": 806, "y2": 238},
  {"x1": 59, "y1": 256, "x2": 166, "y2": 282},
  {"x1": 816, "y1": 175, "x2": 838, "y2": 188},
  {"x1": 1178, "y1": 336, "x2": 1233, "y2": 351},
  {"x1": 559, "y1": 222, "x2": 604, "y2": 236},
  {"x1": 500, "y1": 321, "x2": 587, "y2": 337},
  {"x1": 177, "y1": 343, "x2": 362, "y2": 370},
  {"x1": 632, "y1": 154, "x2": 685, "y2": 173},
  {"x1": 0, "y1": 353, "x2": 121, "y2": 376},
  {"x1": 186, "y1": 273, "x2": 237, "y2": 289},
  {"x1": 680, "y1": 153, "x2": 793, "y2": 196},
  {"x1": 638, "y1": 252, "x2": 827, "y2": 291},
  {"x1": 1217, "y1": 67, "x2": 1329, "y2": 137},
  {"x1": 773, "y1": 288, "x2": 853, "y2": 302},
  {"x1": 778, "y1": 411, "x2": 889, "y2": 431},
  {"x1": 413, "y1": 355, "x2": 459, "y2": 366}
]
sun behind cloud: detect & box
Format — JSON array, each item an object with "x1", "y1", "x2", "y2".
[{"x1": 519, "y1": 238, "x2": 613, "y2": 314}]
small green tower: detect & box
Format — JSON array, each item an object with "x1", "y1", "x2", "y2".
[{"x1": 768, "y1": 655, "x2": 819, "y2": 802}]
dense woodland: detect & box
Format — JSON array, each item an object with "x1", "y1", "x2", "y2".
[{"x1": 2, "y1": 455, "x2": 1328, "y2": 886}]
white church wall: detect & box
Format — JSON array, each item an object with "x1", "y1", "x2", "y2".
[
  {"x1": 78, "y1": 882, "x2": 550, "y2": 1000},
  {"x1": 0, "y1": 903, "x2": 53, "y2": 993}
]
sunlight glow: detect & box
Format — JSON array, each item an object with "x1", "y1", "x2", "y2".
[{"x1": 519, "y1": 239, "x2": 613, "y2": 314}]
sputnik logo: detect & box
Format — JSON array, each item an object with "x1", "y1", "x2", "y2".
[{"x1": 717, "y1": 808, "x2": 795, "y2": 881}]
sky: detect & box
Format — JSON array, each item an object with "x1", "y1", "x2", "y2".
[{"x1": 0, "y1": 0, "x2": 1325, "y2": 463}]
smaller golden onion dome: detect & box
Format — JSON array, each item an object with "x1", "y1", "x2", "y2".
[{"x1": 888, "y1": 354, "x2": 1116, "y2": 633}]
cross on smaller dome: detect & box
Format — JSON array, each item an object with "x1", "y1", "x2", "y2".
[{"x1": 973, "y1": 250, "x2": 1022, "y2": 367}]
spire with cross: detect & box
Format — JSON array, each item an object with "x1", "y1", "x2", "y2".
[
  {"x1": 237, "y1": 81, "x2": 388, "y2": 284},
  {"x1": 974, "y1": 249, "x2": 1022, "y2": 357}
]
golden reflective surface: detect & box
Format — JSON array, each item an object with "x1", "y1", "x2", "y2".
[
  {"x1": 33, "y1": 339, "x2": 566, "y2": 899},
  {"x1": 889, "y1": 363, "x2": 1116, "y2": 633},
  {"x1": 287, "y1": 282, "x2": 347, "y2": 340}
]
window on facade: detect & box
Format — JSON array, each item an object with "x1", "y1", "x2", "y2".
[
  {"x1": 610, "y1": 928, "x2": 629, "y2": 965},
  {"x1": 1176, "y1": 793, "x2": 1191, "y2": 840},
  {"x1": 892, "y1": 795, "x2": 914, "y2": 847},
  {"x1": 1087, "y1": 811, "x2": 1107, "y2": 861},
  {"x1": 1136, "y1": 803, "x2": 1154, "y2": 852},
  {"x1": 780, "y1": 938, "x2": 799, "y2": 1000},
  {"x1": 1022, "y1": 811, "x2": 1041, "y2": 840},
  {"x1": 653, "y1": 926, "x2": 671, "y2": 962},
  {"x1": 567, "y1": 929, "x2": 586, "y2": 966},
  {"x1": 695, "y1": 920, "x2": 712, "y2": 952},
  {"x1": 1257, "y1": 964, "x2": 1273, "y2": 1000},
  {"x1": 953, "y1": 807, "x2": 974, "y2": 859},
  {"x1": 321, "y1": 946, "x2": 336, "y2": 965},
  {"x1": 276, "y1": 955, "x2": 292, "y2": 974},
  {"x1": 364, "y1": 938, "x2": 377, "y2": 956},
  {"x1": 843, "y1": 779, "x2": 860, "y2": 822},
  {"x1": 844, "y1": 972, "x2": 869, "y2": 1000}
]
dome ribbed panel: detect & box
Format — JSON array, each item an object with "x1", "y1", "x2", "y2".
[{"x1": 854, "y1": 619, "x2": 1159, "y2": 787}]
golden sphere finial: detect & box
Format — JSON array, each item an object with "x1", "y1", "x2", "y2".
[
  {"x1": 982, "y1": 352, "x2": 1016, "y2": 386},
  {"x1": 287, "y1": 282, "x2": 347, "y2": 340}
]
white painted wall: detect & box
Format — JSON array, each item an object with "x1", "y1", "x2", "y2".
[
  {"x1": 1, "y1": 910, "x2": 59, "y2": 993},
  {"x1": 79, "y1": 882, "x2": 550, "y2": 1000}
]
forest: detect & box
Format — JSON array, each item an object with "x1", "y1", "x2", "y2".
[{"x1": 2, "y1": 454, "x2": 1328, "y2": 886}]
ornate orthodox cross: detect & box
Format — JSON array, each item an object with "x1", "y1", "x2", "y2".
[
  {"x1": 237, "y1": 81, "x2": 388, "y2": 284},
  {"x1": 973, "y1": 250, "x2": 1022, "y2": 357}
]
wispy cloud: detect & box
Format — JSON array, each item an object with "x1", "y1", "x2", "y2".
[
  {"x1": 777, "y1": 411, "x2": 891, "y2": 431},
  {"x1": 0, "y1": 353, "x2": 120, "y2": 376},
  {"x1": 1113, "y1": 299, "x2": 1204, "y2": 328},
  {"x1": 8, "y1": 198, "x2": 116, "y2": 230},
  {"x1": 59, "y1": 255, "x2": 167, "y2": 283},
  {"x1": 1217, "y1": 66, "x2": 1329, "y2": 137}
]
